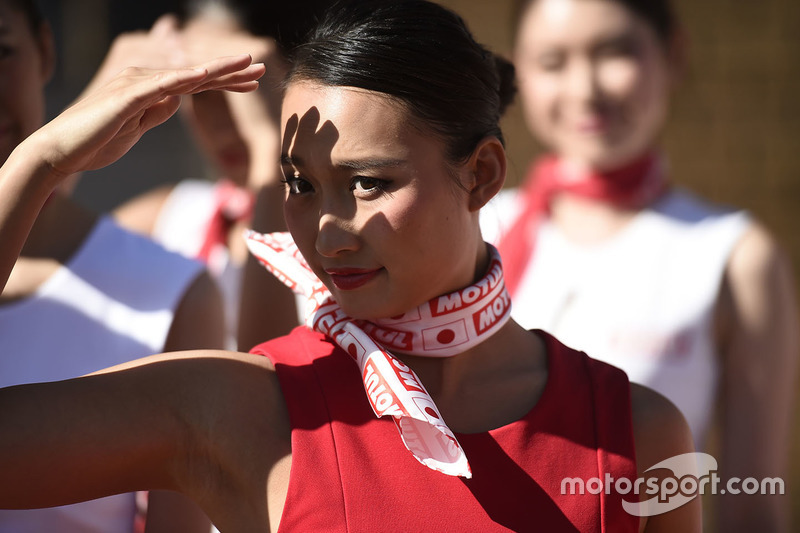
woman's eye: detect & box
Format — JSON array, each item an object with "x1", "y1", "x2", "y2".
[
  {"x1": 536, "y1": 52, "x2": 565, "y2": 72},
  {"x1": 283, "y1": 176, "x2": 313, "y2": 195},
  {"x1": 351, "y1": 176, "x2": 388, "y2": 195}
]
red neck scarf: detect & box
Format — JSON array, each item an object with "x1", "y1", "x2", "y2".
[
  {"x1": 245, "y1": 231, "x2": 513, "y2": 478},
  {"x1": 197, "y1": 180, "x2": 255, "y2": 267},
  {"x1": 496, "y1": 153, "x2": 668, "y2": 297}
]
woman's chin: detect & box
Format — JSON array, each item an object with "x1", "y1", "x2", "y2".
[{"x1": 336, "y1": 297, "x2": 410, "y2": 322}]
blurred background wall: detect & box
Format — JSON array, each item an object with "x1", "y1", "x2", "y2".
[{"x1": 41, "y1": 0, "x2": 799, "y2": 525}]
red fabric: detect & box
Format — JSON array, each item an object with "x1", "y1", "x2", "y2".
[
  {"x1": 496, "y1": 153, "x2": 667, "y2": 296},
  {"x1": 196, "y1": 180, "x2": 254, "y2": 263},
  {"x1": 252, "y1": 327, "x2": 639, "y2": 532}
]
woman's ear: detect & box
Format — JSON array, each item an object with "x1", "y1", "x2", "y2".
[{"x1": 465, "y1": 137, "x2": 506, "y2": 212}]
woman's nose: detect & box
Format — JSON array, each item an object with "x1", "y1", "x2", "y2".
[
  {"x1": 315, "y1": 211, "x2": 359, "y2": 258},
  {"x1": 564, "y1": 59, "x2": 599, "y2": 103}
]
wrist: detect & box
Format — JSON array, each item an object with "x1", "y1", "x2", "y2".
[{"x1": 2, "y1": 136, "x2": 65, "y2": 198}]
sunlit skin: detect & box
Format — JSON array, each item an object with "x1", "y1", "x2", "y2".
[
  {"x1": 280, "y1": 82, "x2": 488, "y2": 321},
  {"x1": 0, "y1": 4, "x2": 52, "y2": 165},
  {"x1": 514, "y1": 0, "x2": 675, "y2": 171}
]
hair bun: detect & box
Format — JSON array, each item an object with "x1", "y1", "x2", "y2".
[{"x1": 493, "y1": 54, "x2": 517, "y2": 116}]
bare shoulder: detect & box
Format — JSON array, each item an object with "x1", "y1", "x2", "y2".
[
  {"x1": 113, "y1": 183, "x2": 176, "y2": 236},
  {"x1": 94, "y1": 349, "x2": 288, "y2": 481},
  {"x1": 727, "y1": 220, "x2": 793, "y2": 285},
  {"x1": 629, "y1": 384, "x2": 694, "y2": 475},
  {"x1": 629, "y1": 384, "x2": 701, "y2": 532},
  {"x1": 165, "y1": 269, "x2": 226, "y2": 351},
  {"x1": 719, "y1": 218, "x2": 798, "y2": 348}
]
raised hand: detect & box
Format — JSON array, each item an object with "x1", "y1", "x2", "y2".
[
  {"x1": 35, "y1": 55, "x2": 265, "y2": 179},
  {"x1": 0, "y1": 55, "x2": 264, "y2": 295}
]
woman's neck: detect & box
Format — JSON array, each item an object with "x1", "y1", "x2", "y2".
[
  {"x1": 546, "y1": 151, "x2": 662, "y2": 244},
  {"x1": 393, "y1": 319, "x2": 547, "y2": 433},
  {"x1": 549, "y1": 192, "x2": 638, "y2": 244}
]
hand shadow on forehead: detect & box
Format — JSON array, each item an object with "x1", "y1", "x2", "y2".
[{"x1": 282, "y1": 107, "x2": 340, "y2": 168}]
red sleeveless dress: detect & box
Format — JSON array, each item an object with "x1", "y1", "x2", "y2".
[{"x1": 251, "y1": 327, "x2": 638, "y2": 532}]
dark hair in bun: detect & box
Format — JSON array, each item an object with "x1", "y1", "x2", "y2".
[{"x1": 290, "y1": 0, "x2": 517, "y2": 163}]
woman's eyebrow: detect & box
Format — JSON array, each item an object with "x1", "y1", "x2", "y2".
[
  {"x1": 281, "y1": 154, "x2": 407, "y2": 171},
  {"x1": 335, "y1": 158, "x2": 408, "y2": 171}
]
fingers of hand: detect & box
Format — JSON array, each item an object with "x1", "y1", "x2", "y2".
[
  {"x1": 117, "y1": 55, "x2": 258, "y2": 103},
  {"x1": 139, "y1": 95, "x2": 183, "y2": 132},
  {"x1": 190, "y1": 63, "x2": 266, "y2": 93}
]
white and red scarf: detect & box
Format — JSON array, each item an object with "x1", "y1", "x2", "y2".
[
  {"x1": 197, "y1": 180, "x2": 254, "y2": 268},
  {"x1": 497, "y1": 153, "x2": 668, "y2": 296},
  {"x1": 245, "y1": 231, "x2": 513, "y2": 478}
]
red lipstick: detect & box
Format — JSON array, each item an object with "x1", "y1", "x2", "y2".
[{"x1": 325, "y1": 268, "x2": 382, "y2": 290}]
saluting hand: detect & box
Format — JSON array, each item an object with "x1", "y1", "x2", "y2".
[{"x1": 33, "y1": 54, "x2": 265, "y2": 180}]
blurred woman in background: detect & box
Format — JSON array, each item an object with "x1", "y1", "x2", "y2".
[{"x1": 484, "y1": 0, "x2": 799, "y2": 529}]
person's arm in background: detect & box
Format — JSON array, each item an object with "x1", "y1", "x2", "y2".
[
  {"x1": 209, "y1": 32, "x2": 299, "y2": 350},
  {"x1": 180, "y1": 24, "x2": 299, "y2": 350},
  {"x1": 716, "y1": 222, "x2": 799, "y2": 532},
  {"x1": 146, "y1": 268, "x2": 226, "y2": 533}
]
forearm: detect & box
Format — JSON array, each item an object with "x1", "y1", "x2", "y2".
[
  {"x1": 0, "y1": 139, "x2": 62, "y2": 292},
  {"x1": 0, "y1": 372, "x2": 180, "y2": 509}
]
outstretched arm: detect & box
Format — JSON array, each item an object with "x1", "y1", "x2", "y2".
[
  {"x1": 715, "y1": 223, "x2": 799, "y2": 531},
  {"x1": 0, "y1": 349, "x2": 287, "y2": 530},
  {"x1": 0, "y1": 55, "x2": 265, "y2": 292}
]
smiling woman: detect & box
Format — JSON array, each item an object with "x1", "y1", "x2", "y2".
[
  {"x1": 482, "y1": 1, "x2": 799, "y2": 529},
  {"x1": 0, "y1": 1, "x2": 700, "y2": 531}
]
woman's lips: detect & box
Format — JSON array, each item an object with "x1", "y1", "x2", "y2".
[
  {"x1": 575, "y1": 117, "x2": 609, "y2": 134},
  {"x1": 325, "y1": 268, "x2": 383, "y2": 291}
]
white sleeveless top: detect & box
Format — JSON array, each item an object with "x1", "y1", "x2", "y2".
[
  {"x1": 153, "y1": 179, "x2": 241, "y2": 348},
  {"x1": 482, "y1": 188, "x2": 750, "y2": 446},
  {"x1": 0, "y1": 216, "x2": 203, "y2": 533}
]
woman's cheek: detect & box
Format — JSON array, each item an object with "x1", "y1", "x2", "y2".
[
  {"x1": 520, "y1": 76, "x2": 562, "y2": 143},
  {"x1": 598, "y1": 59, "x2": 641, "y2": 102},
  {"x1": 284, "y1": 205, "x2": 316, "y2": 254}
]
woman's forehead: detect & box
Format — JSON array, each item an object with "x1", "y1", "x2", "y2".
[
  {"x1": 518, "y1": 0, "x2": 642, "y2": 47},
  {"x1": 281, "y1": 82, "x2": 415, "y2": 163},
  {"x1": 283, "y1": 83, "x2": 407, "y2": 131}
]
